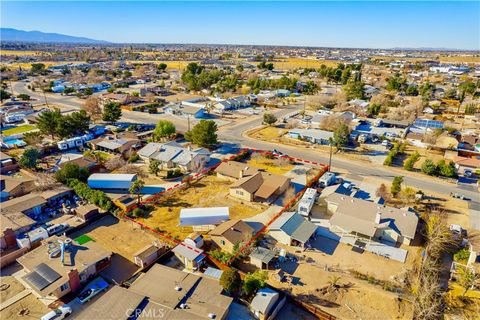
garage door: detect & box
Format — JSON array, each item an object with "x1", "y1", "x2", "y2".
[{"x1": 315, "y1": 227, "x2": 341, "y2": 241}]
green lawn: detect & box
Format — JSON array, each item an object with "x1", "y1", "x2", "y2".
[
  {"x1": 2, "y1": 124, "x2": 37, "y2": 136},
  {"x1": 74, "y1": 234, "x2": 95, "y2": 245}
]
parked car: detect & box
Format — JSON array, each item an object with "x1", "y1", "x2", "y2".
[
  {"x1": 41, "y1": 305, "x2": 72, "y2": 320},
  {"x1": 450, "y1": 192, "x2": 466, "y2": 200},
  {"x1": 76, "y1": 277, "x2": 109, "y2": 304},
  {"x1": 464, "y1": 169, "x2": 473, "y2": 178}
]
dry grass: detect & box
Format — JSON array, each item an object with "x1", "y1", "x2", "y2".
[
  {"x1": 125, "y1": 60, "x2": 198, "y2": 70},
  {"x1": 440, "y1": 56, "x2": 480, "y2": 63},
  {"x1": 271, "y1": 57, "x2": 339, "y2": 70},
  {"x1": 138, "y1": 175, "x2": 267, "y2": 239},
  {"x1": 0, "y1": 50, "x2": 48, "y2": 56},
  {"x1": 1, "y1": 61, "x2": 85, "y2": 70},
  {"x1": 246, "y1": 155, "x2": 294, "y2": 175},
  {"x1": 250, "y1": 126, "x2": 288, "y2": 142}
]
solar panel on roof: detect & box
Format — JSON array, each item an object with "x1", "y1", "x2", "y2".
[
  {"x1": 24, "y1": 263, "x2": 61, "y2": 291},
  {"x1": 36, "y1": 263, "x2": 62, "y2": 283},
  {"x1": 414, "y1": 119, "x2": 444, "y2": 129},
  {"x1": 24, "y1": 272, "x2": 51, "y2": 291}
]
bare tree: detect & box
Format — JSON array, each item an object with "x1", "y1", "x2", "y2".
[
  {"x1": 105, "y1": 157, "x2": 127, "y2": 171},
  {"x1": 83, "y1": 96, "x2": 103, "y2": 122},
  {"x1": 35, "y1": 173, "x2": 61, "y2": 191}
]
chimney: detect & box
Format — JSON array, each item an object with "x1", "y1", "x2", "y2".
[
  {"x1": 3, "y1": 228, "x2": 16, "y2": 248},
  {"x1": 67, "y1": 268, "x2": 81, "y2": 293},
  {"x1": 375, "y1": 212, "x2": 381, "y2": 224}
]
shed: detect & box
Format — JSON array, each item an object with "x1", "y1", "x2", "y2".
[
  {"x1": 133, "y1": 242, "x2": 166, "y2": 269},
  {"x1": 171, "y1": 241, "x2": 206, "y2": 271},
  {"x1": 269, "y1": 212, "x2": 317, "y2": 247},
  {"x1": 250, "y1": 288, "x2": 280, "y2": 320},
  {"x1": 249, "y1": 247, "x2": 275, "y2": 269},
  {"x1": 179, "y1": 207, "x2": 229, "y2": 231},
  {"x1": 87, "y1": 173, "x2": 137, "y2": 190},
  {"x1": 75, "y1": 204, "x2": 100, "y2": 222}
]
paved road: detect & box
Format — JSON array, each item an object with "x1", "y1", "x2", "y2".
[{"x1": 12, "y1": 81, "x2": 479, "y2": 202}]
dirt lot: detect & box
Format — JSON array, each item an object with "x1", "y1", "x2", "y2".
[
  {"x1": 138, "y1": 175, "x2": 267, "y2": 239},
  {"x1": 0, "y1": 294, "x2": 50, "y2": 320},
  {"x1": 269, "y1": 259, "x2": 413, "y2": 319},
  {"x1": 270, "y1": 57, "x2": 340, "y2": 70},
  {"x1": 71, "y1": 215, "x2": 162, "y2": 261},
  {"x1": 246, "y1": 154, "x2": 294, "y2": 175},
  {"x1": 0, "y1": 276, "x2": 25, "y2": 302}
]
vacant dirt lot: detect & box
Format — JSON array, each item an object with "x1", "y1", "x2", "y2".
[
  {"x1": 0, "y1": 294, "x2": 50, "y2": 320},
  {"x1": 138, "y1": 175, "x2": 268, "y2": 239},
  {"x1": 270, "y1": 259, "x2": 413, "y2": 319},
  {"x1": 71, "y1": 215, "x2": 162, "y2": 261}
]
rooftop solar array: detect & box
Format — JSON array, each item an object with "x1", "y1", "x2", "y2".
[
  {"x1": 414, "y1": 119, "x2": 444, "y2": 129},
  {"x1": 24, "y1": 263, "x2": 61, "y2": 291}
]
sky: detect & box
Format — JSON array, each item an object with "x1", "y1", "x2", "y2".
[{"x1": 1, "y1": 1, "x2": 479, "y2": 50}]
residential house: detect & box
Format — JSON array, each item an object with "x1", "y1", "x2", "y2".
[
  {"x1": 288, "y1": 129, "x2": 333, "y2": 145},
  {"x1": 230, "y1": 172, "x2": 291, "y2": 202},
  {"x1": 56, "y1": 154, "x2": 97, "y2": 172},
  {"x1": 326, "y1": 193, "x2": 419, "y2": 245},
  {"x1": 210, "y1": 219, "x2": 255, "y2": 253},
  {"x1": 17, "y1": 235, "x2": 112, "y2": 302},
  {"x1": 75, "y1": 264, "x2": 233, "y2": 320},
  {"x1": 164, "y1": 103, "x2": 207, "y2": 119},
  {"x1": 0, "y1": 174, "x2": 36, "y2": 201},
  {"x1": 88, "y1": 137, "x2": 141, "y2": 156},
  {"x1": 454, "y1": 156, "x2": 480, "y2": 174},
  {"x1": 215, "y1": 161, "x2": 259, "y2": 180},
  {"x1": 269, "y1": 212, "x2": 317, "y2": 247},
  {"x1": 171, "y1": 241, "x2": 206, "y2": 271},
  {"x1": 101, "y1": 93, "x2": 142, "y2": 105},
  {"x1": 1, "y1": 213, "x2": 36, "y2": 249},
  {"x1": 138, "y1": 142, "x2": 211, "y2": 172},
  {"x1": 0, "y1": 152, "x2": 19, "y2": 174},
  {"x1": 1, "y1": 193, "x2": 47, "y2": 218}
]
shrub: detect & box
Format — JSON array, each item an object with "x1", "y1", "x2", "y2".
[
  {"x1": 55, "y1": 163, "x2": 90, "y2": 183},
  {"x1": 243, "y1": 270, "x2": 268, "y2": 295},
  {"x1": 454, "y1": 248, "x2": 470, "y2": 264},
  {"x1": 128, "y1": 154, "x2": 140, "y2": 163},
  {"x1": 403, "y1": 152, "x2": 420, "y2": 171},
  {"x1": 421, "y1": 159, "x2": 437, "y2": 175},
  {"x1": 166, "y1": 169, "x2": 183, "y2": 179},
  {"x1": 67, "y1": 179, "x2": 113, "y2": 211},
  {"x1": 220, "y1": 269, "x2": 241, "y2": 293}
]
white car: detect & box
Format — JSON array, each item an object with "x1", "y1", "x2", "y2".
[{"x1": 41, "y1": 305, "x2": 72, "y2": 320}]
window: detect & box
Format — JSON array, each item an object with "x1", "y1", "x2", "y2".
[
  {"x1": 220, "y1": 240, "x2": 225, "y2": 245},
  {"x1": 236, "y1": 190, "x2": 243, "y2": 196},
  {"x1": 60, "y1": 283, "x2": 69, "y2": 292}
]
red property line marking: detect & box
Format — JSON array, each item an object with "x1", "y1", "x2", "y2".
[{"x1": 120, "y1": 147, "x2": 328, "y2": 267}]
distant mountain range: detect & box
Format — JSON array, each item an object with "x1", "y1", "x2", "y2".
[{"x1": 0, "y1": 28, "x2": 109, "y2": 44}]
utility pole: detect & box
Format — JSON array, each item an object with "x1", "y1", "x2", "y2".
[
  {"x1": 328, "y1": 137, "x2": 333, "y2": 172},
  {"x1": 43, "y1": 89, "x2": 49, "y2": 107},
  {"x1": 187, "y1": 114, "x2": 191, "y2": 132}
]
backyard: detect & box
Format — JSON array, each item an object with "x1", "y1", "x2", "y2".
[
  {"x1": 2, "y1": 125, "x2": 37, "y2": 136},
  {"x1": 70, "y1": 215, "x2": 163, "y2": 261},
  {"x1": 137, "y1": 174, "x2": 268, "y2": 240}
]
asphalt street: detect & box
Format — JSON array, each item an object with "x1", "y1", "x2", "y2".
[{"x1": 11, "y1": 81, "x2": 480, "y2": 203}]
